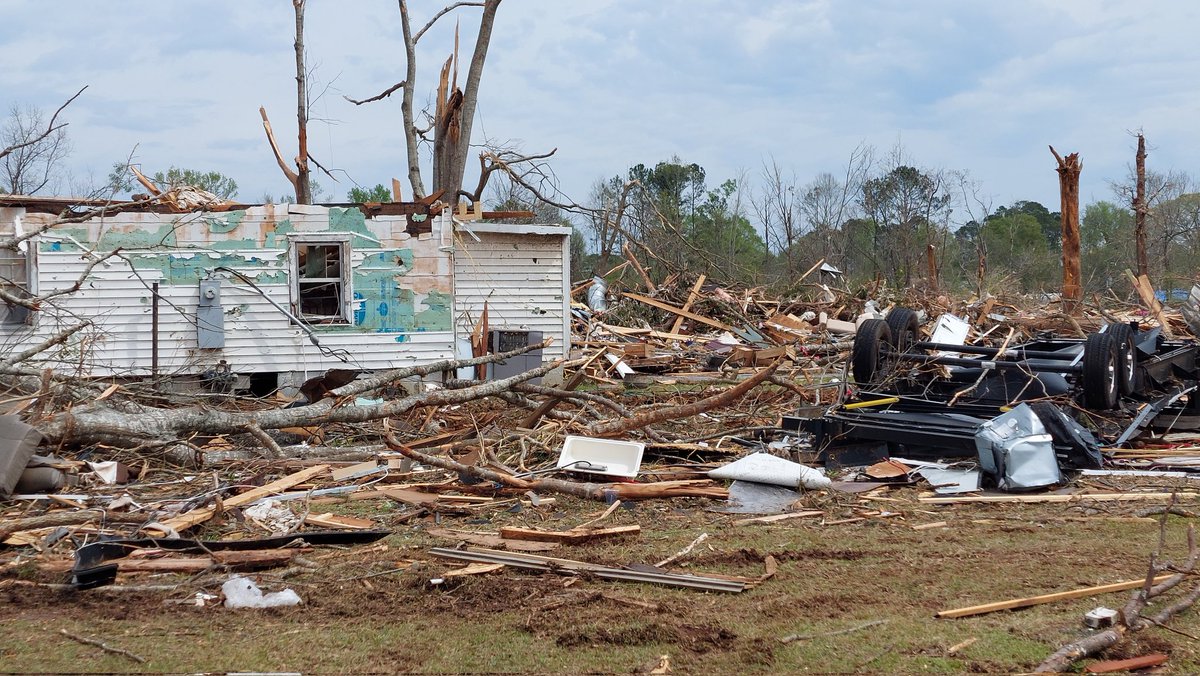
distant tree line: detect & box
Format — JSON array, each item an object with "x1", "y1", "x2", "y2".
[{"x1": 8, "y1": 94, "x2": 1198, "y2": 295}]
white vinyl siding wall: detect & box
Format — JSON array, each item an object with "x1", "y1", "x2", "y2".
[{"x1": 452, "y1": 225, "x2": 570, "y2": 361}]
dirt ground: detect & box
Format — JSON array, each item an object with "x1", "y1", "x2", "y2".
[{"x1": 2, "y1": 488, "x2": 1198, "y2": 674}]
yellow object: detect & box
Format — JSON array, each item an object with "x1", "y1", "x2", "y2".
[{"x1": 843, "y1": 397, "x2": 899, "y2": 410}]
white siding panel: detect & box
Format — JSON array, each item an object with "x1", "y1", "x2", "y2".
[
  {"x1": 0, "y1": 208, "x2": 457, "y2": 377},
  {"x1": 453, "y1": 230, "x2": 569, "y2": 360}
]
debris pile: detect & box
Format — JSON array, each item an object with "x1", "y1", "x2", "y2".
[{"x1": 5, "y1": 270, "x2": 1200, "y2": 673}]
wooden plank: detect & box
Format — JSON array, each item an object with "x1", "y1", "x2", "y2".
[
  {"x1": 935, "y1": 575, "x2": 1172, "y2": 619},
  {"x1": 143, "y1": 464, "x2": 329, "y2": 536},
  {"x1": 920, "y1": 492, "x2": 1200, "y2": 505},
  {"x1": 498, "y1": 524, "x2": 641, "y2": 544},
  {"x1": 621, "y1": 292, "x2": 735, "y2": 333},
  {"x1": 390, "y1": 178, "x2": 403, "y2": 201},
  {"x1": 598, "y1": 322, "x2": 694, "y2": 342},
  {"x1": 623, "y1": 343, "x2": 652, "y2": 359},
  {"x1": 1086, "y1": 653, "x2": 1169, "y2": 673},
  {"x1": 381, "y1": 488, "x2": 441, "y2": 507},
  {"x1": 424, "y1": 527, "x2": 561, "y2": 552},
  {"x1": 304, "y1": 512, "x2": 377, "y2": 530},
  {"x1": 732, "y1": 511, "x2": 824, "y2": 526},
  {"x1": 331, "y1": 460, "x2": 380, "y2": 482},
  {"x1": 669, "y1": 274, "x2": 706, "y2": 334}
]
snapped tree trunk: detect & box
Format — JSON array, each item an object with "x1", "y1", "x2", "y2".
[
  {"x1": 1051, "y1": 146, "x2": 1082, "y2": 315},
  {"x1": 293, "y1": 0, "x2": 312, "y2": 204},
  {"x1": 433, "y1": 0, "x2": 501, "y2": 204},
  {"x1": 1134, "y1": 133, "x2": 1149, "y2": 278}
]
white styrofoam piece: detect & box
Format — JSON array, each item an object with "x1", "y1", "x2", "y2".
[
  {"x1": 556, "y1": 436, "x2": 645, "y2": 478},
  {"x1": 708, "y1": 453, "x2": 831, "y2": 490}
]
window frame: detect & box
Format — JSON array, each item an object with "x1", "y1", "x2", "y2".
[
  {"x1": 0, "y1": 228, "x2": 36, "y2": 326},
  {"x1": 288, "y1": 233, "x2": 353, "y2": 324}
]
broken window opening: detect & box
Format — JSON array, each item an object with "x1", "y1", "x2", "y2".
[
  {"x1": 0, "y1": 228, "x2": 34, "y2": 325},
  {"x1": 290, "y1": 237, "x2": 352, "y2": 324}
]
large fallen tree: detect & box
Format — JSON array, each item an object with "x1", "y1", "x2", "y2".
[{"x1": 24, "y1": 342, "x2": 562, "y2": 450}]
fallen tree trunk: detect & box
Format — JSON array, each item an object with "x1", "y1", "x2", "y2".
[
  {"x1": 382, "y1": 428, "x2": 727, "y2": 502},
  {"x1": 32, "y1": 347, "x2": 564, "y2": 447},
  {"x1": 583, "y1": 361, "x2": 781, "y2": 437},
  {"x1": 0, "y1": 510, "x2": 147, "y2": 542}
]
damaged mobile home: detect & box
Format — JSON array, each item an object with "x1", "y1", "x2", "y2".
[{"x1": 0, "y1": 196, "x2": 570, "y2": 393}]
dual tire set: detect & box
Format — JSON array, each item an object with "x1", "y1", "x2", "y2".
[{"x1": 851, "y1": 309, "x2": 1136, "y2": 410}]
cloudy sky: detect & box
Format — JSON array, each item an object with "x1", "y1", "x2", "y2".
[{"x1": 2, "y1": 0, "x2": 1198, "y2": 224}]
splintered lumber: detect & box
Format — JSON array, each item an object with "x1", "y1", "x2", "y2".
[
  {"x1": 920, "y1": 492, "x2": 1200, "y2": 505},
  {"x1": 143, "y1": 464, "x2": 329, "y2": 537},
  {"x1": 935, "y1": 575, "x2": 1172, "y2": 619},
  {"x1": 620, "y1": 292, "x2": 736, "y2": 333},
  {"x1": 1125, "y1": 269, "x2": 1176, "y2": 338},
  {"x1": 443, "y1": 562, "x2": 505, "y2": 578},
  {"x1": 429, "y1": 546, "x2": 746, "y2": 592},
  {"x1": 498, "y1": 525, "x2": 640, "y2": 544},
  {"x1": 669, "y1": 274, "x2": 706, "y2": 335},
  {"x1": 520, "y1": 349, "x2": 603, "y2": 428}
]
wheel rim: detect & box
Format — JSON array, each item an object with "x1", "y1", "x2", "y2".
[
  {"x1": 1123, "y1": 345, "x2": 1134, "y2": 383},
  {"x1": 1107, "y1": 353, "x2": 1117, "y2": 397}
]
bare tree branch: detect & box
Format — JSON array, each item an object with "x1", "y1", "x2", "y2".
[
  {"x1": 344, "y1": 80, "x2": 406, "y2": 106},
  {"x1": 0, "y1": 86, "x2": 86, "y2": 163},
  {"x1": 413, "y1": 2, "x2": 485, "y2": 43}
]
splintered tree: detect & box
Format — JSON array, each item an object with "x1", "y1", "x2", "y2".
[
  {"x1": 1134, "y1": 133, "x2": 1150, "y2": 277},
  {"x1": 348, "y1": 0, "x2": 506, "y2": 205},
  {"x1": 1051, "y1": 146, "x2": 1082, "y2": 315},
  {"x1": 260, "y1": 0, "x2": 316, "y2": 204}
]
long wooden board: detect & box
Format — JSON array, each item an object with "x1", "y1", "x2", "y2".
[
  {"x1": 669, "y1": 275, "x2": 706, "y2": 335},
  {"x1": 620, "y1": 292, "x2": 736, "y2": 333},
  {"x1": 936, "y1": 574, "x2": 1172, "y2": 619},
  {"x1": 498, "y1": 524, "x2": 640, "y2": 544}
]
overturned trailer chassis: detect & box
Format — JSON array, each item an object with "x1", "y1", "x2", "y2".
[{"x1": 787, "y1": 312, "x2": 1200, "y2": 469}]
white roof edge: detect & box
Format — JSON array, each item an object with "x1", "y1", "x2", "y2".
[{"x1": 456, "y1": 222, "x2": 570, "y2": 236}]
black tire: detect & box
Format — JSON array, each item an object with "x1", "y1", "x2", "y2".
[
  {"x1": 852, "y1": 318, "x2": 891, "y2": 384},
  {"x1": 1082, "y1": 332, "x2": 1119, "y2": 410},
  {"x1": 1106, "y1": 323, "x2": 1137, "y2": 394},
  {"x1": 885, "y1": 307, "x2": 921, "y2": 351}
]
